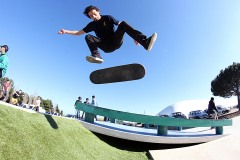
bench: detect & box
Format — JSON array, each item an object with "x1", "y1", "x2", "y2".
[{"x1": 75, "y1": 102, "x2": 232, "y2": 136}]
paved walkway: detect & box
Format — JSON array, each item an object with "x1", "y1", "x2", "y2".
[{"x1": 149, "y1": 116, "x2": 240, "y2": 160}]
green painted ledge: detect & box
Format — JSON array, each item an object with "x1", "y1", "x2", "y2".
[{"x1": 75, "y1": 102, "x2": 232, "y2": 135}]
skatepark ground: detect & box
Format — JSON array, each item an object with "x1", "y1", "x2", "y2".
[
  {"x1": 149, "y1": 115, "x2": 240, "y2": 160},
  {"x1": 1, "y1": 100, "x2": 239, "y2": 160}
]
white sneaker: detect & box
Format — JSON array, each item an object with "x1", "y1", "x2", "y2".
[
  {"x1": 147, "y1": 33, "x2": 157, "y2": 51},
  {"x1": 86, "y1": 56, "x2": 103, "y2": 64}
]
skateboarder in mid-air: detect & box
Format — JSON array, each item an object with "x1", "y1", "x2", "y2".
[{"x1": 58, "y1": 5, "x2": 157, "y2": 64}]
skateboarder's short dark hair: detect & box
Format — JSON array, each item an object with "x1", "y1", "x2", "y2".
[{"x1": 83, "y1": 5, "x2": 100, "y2": 18}]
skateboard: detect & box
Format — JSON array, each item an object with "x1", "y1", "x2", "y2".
[{"x1": 90, "y1": 63, "x2": 145, "y2": 84}]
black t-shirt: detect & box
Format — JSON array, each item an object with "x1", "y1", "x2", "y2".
[
  {"x1": 83, "y1": 15, "x2": 120, "y2": 40},
  {"x1": 75, "y1": 100, "x2": 82, "y2": 105}
]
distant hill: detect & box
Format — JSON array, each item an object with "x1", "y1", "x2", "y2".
[{"x1": 0, "y1": 104, "x2": 147, "y2": 160}]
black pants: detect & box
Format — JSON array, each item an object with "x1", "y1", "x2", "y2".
[
  {"x1": 0, "y1": 69, "x2": 2, "y2": 78},
  {"x1": 85, "y1": 21, "x2": 148, "y2": 55}
]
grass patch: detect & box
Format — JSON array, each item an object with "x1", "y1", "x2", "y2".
[{"x1": 0, "y1": 104, "x2": 148, "y2": 160}]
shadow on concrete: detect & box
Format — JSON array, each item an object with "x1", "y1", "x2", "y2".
[
  {"x1": 94, "y1": 132, "x2": 199, "y2": 151},
  {"x1": 94, "y1": 132, "x2": 199, "y2": 160}
]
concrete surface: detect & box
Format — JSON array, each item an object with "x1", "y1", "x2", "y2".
[
  {"x1": 149, "y1": 116, "x2": 240, "y2": 160},
  {"x1": 79, "y1": 119, "x2": 231, "y2": 144}
]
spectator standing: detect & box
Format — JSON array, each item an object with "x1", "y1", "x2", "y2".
[
  {"x1": 91, "y1": 95, "x2": 98, "y2": 120},
  {"x1": 84, "y1": 98, "x2": 90, "y2": 104},
  {"x1": 0, "y1": 45, "x2": 9, "y2": 78},
  {"x1": 207, "y1": 97, "x2": 219, "y2": 120},
  {"x1": 74, "y1": 96, "x2": 82, "y2": 119},
  {"x1": 81, "y1": 98, "x2": 90, "y2": 119},
  {"x1": 34, "y1": 96, "x2": 41, "y2": 112},
  {"x1": 91, "y1": 95, "x2": 98, "y2": 106},
  {"x1": 4, "y1": 78, "x2": 11, "y2": 95}
]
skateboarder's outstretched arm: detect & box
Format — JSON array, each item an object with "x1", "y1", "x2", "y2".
[{"x1": 58, "y1": 29, "x2": 85, "y2": 36}]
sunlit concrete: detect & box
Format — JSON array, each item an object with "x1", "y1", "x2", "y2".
[{"x1": 149, "y1": 116, "x2": 240, "y2": 160}]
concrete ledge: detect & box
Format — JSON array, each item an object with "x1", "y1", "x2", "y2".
[
  {"x1": 79, "y1": 120, "x2": 230, "y2": 144},
  {"x1": 75, "y1": 102, "x2": 232, "y2": 136}
]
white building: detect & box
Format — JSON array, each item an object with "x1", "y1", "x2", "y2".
[{"x1": 157, "y1": 98, "x2": 237, "y2": 119}]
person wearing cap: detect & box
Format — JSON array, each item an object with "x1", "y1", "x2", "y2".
[{"x1": 0, "y1": 45, "x2": 9, "y2": 78}]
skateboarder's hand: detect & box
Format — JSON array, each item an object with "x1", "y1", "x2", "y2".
[
  {"x1": 134, "y1": 40, "x2": 140, "y2": 46},
  {"x1": 58, "y1": 29, "x2": 66, "y2": 34}
]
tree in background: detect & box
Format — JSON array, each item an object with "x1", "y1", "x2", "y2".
[
  {"x1": 42, "y1": 99, "x2": 53, "y2": 113},
  {"x1": 0, "y1": 77, "x2": 63, "y2": 114},
  {"x1": 22, "y1": 93, "x2": 29, "y2": 104},
  {"x1": 28, "y1": 95, "x2": 35, "y2": 105},
  {"x1": 55, "y1": 104, "x2": 60, "y2": 113},
  {"x1": 211, "y1": 62, "x2": 240, "y2": 109}
]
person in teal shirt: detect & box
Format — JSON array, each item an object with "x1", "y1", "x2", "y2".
[{"x1": 0, "y1": 45, "x2": 9, "y2": 78}]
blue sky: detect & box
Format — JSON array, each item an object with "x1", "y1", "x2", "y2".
[{"x1": 1, "y1": 0, "x2": 239, "y2": 115}]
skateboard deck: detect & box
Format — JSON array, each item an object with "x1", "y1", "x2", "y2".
[
  {"x1": 86, "y1": 56, "x2": 103, "y2": 64},
  {"x1": 90, "y1": 63, "x2": 145, "y2": 84}
]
